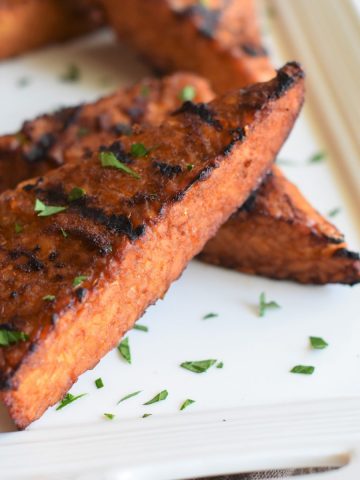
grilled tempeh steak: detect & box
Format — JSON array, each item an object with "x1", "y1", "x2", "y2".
[
  {"x1": 200, "y1": 167, "x2": 360, "y2": 284},
  {"x1": 0, "y1": 72, "x2": 359, "y2": 285},
  {"x1": 0, "y1": 63, "x2": 305, "y2": 428},
  {"x1": 0, "y1": 0, "x2": 104, "y2": 60},
  {"x1": 101, "y1": 0, "x2": 275, "y2": 92}
]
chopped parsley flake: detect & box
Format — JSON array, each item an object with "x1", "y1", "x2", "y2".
[
  {"x1": 103, "y1": 413, "x2": 115, "y2": 420},
  {"x1": 56, "y1": 392, "x2": 87, "y2": 410},
  {"x1": 199, "y1": 0, "x2": 209, "y2": 7},
  {"x1": 117, "y1": 390, "x2": 142, "y2": 404},
  {"x1": 95, "y1": 377, "x2": 104, "y2": 389},
  {"x1": 290, "y1": 365, "x2": 315, "y2": 375},
  {"x1": 68, "y1": 187, "x2": 86, "y2": 201},
  {"x1": 34, "y1": 199, "x2": 67, "y2": 217},
  {"x1": 15, "y1": 223, "x2": 23, "y2": 234},
  {"x1": 77, "y1": 127, "x2": 89, "y2": 138},
  {"x1": 17, "y1": 77, "x2": 31, "y2": 88},
  {"x1": 216, "y1": 361, "x2": 224, "y2": 369},
  {"x1": 258, "y1": 292, "x2": 281, "y2": 317},
  {"x1": 308, "y1": 151, "x2": 326, "y2": 163},
  {"x1": 203, "y1": 312, "x2": 218, "y2": 320},
  {"x1": 328, "y1": 207, "x2": 341, "y2": 218},
  {"x1": 143, "y1": 390, "x2": 168, "y2": 405},
  {"x1": 142, "y1": 413, "x2": 152, "y2": 418},
  {"x1": 60, "y1": 64, "x2": 80, "y2": 83},
  {"x1": 0, "y1": 329, "x2": 29, "y2": 346},
  {"x1": 309, "y1": 336, "x2": 328, "y2": 350},
  {"x1": 99, "y1": 151, "x2": 140, "y2": 179},
  {"x1": 60, "y1": 228, "x2": 68, "y2": 238},
  {"x1": 130, "y1": 143, "x2": 150, "y2": 158},
  {"x1": 140, "y1": 85, "x2": 150, "y2": 97},
  {"x1": 73, "y1": 275, "x2": 87, "y2": 288},
  {"x1": 180, "y1": 399, "x2": 195, "y2": 411},
  {"x1": 133, "y1": 324, "x2": 148, "y2": 332},
  {"x1": 179, "y1": 85, "x2": 196, "y2": 102},
  {"x1": 180, "y1": 359, "x2": 217, "y2": 373},
  {"x1": 187, "y1": 164, "x2": 194, "y2": 171},
  {"x1": 117, "y1": 337, "x2": 131, "y2": 364},
  {"x1": 43, "y1": 295, "x2": 56, "y2": 302}
]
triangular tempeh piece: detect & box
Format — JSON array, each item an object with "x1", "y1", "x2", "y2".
[
  {"x1": 0, "y1": 72, "x2": 358, "y2": 285},
  {"x1": 199, "y1": 166, "x2": 360, "y2": 284},
  {"x1": 101, "y1": 0, "x2": 275, "y2": 92},
  {"x1": 0, "y1": 64, "x2": 304, "y2": 429}
]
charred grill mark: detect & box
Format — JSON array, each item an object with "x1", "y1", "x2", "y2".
[
  {"x1": 222, "y1": 127, "x2": 246, "y2": 156},
  {"x1": 113, "y1": 123, "x2": 132, "y2": 136},
  {"x1": 174, "y1": 101, "x2": 222, "y2": 130},
  {"x1": 60, "y1": 225, "x2": 113, "y2": 256},
  {"x1": 54, "y1": 105, "x2": 83, "y2": 131},
  {"x1": 241, "y1": 43, "x2": 268, "y2": 57},
  {"x1": 35, "y1": 186, "x2": 146, "y2": 242},
  {"x1": 153, "y1": 161, "x2": 183, "y2": 178},
  {"x1": 75, "y1": 287, "x2": 87, "y2": 302},
  {"x1": 174, "y1": 5, "x2": 222, "y2": 39},
  {"x1": 334, "y1": 249, "x2": 360, "y2": 260},
  {"x1": 99, "y1": 140, "x2": 132, "y2": 164},
  {"x1": 23, "y1": 133, "x2": 56, "y2": 163},
  {"x1": 272, "y1": 62, "x2": 304, "y2": 100},
  {"x1": 125, "y1": 104, "x2": 147, "y2": 124},
  {"x1": 48, "y1": 251, "x2": 59, "y2": 261},
  {"x1": 10, "y1": 291, "x2": 18, "y2": 299},
  {"x1": 22, "y1": 177, "x2": 43, "y2": 192},
  {"x1": 9, "y1": 249, "x2": 45, "y2": 273}
]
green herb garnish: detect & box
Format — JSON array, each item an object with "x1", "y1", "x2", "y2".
[
  {"x1": 77, "y1": 127, "x2": 89, "y2": 138},
  {"x1": 180, "y1": 359, "x2": 217, "y2": 373},
  {"x1": 142, "y1": 413, "x2": 152, "y2": 418},
  {"x1": 117, "y1": 390, "x2": 142, "y2": 404},
  {"x1": 60, "y1": 64, "x2": 80, "y2": 83},
  {"x1": 60, "y1": 228, "x2": 68, "y2": 238},
  {"x1": 43, "y1": 295, "x2": 56, "y2": 302},
  {"x1": 216, "y1": 361, "x2": 224, "y2": 369},
  {"x1": 199, "y1": 0, "x2": 209, "y2": 7},
  {"x1": 180, "y1": 399, "x2": 195, "y2": 411},
  {"x1": 258, "y1": 292, "x2": 281, "y2": 317},
  {"x1": 133, "y1": 324, "x2": 148, "y2": 332},
  {"x1": 187, "y1": 164, "x2": 194, "y2": 171},
  {"x1": 17, "y1": 77, "x2": 31, "y2": 88},
  {"x1": 309, "y1": 336, "x2": 328, "y2": 350},
  {"x1": 308, "y1": 151, "x2": 326, "y2": 163},
  {"x1": 73, "y1": 275, "x2": 87, "y2": 288},
  {"x1": 140, "y1": 85, "x2": 150, "y2": 97},
  {"x1": 118, "y1": 337, "x2": 131, "y2": 364},
  {"x1": 130, "y1": 143, "x2": 150, "y2": 158},
  {"x1": 56, "y1": 392, "x2": 87, "y2": 410},
  {"x1": 103, "y1": 413, "x2": 115, "y2": 420},
  {"x1": 143, "y1": 390, "x2": 168, "y2": 405},
  {"x1": 179, "y1": 85, "x2": 196, "y2": 102},
  {"x1": 203, "y1": 312, "x2": 218, "y2": 320},
  {"x1": 68, "y1": 187, "x2": 86, "y2": 201},
  {"x1": 95, "y1": 377, "x2": 104, "y2": 389},
  {"x1": 290, "y1": 365, "x2": 315, "y2": 375},
  {"x1": 328, "y1": 207, "x2": 341, "y2": 218},
  {"x1": 15, "y1": 223, "x2": 23, "y2": 234},
  {"x1": 99, "y1": 151, "x2": 140, "y2": 179},
  {"x1": 0, "y1": 329, "x2": 28, "y2": 346},
  {"x1": 34, "y1": 199, "x2": 67, "y2": 217}
]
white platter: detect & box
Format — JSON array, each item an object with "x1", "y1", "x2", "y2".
[{"x1": 0, "y1": 1, "x2": 360, "y2": 478}]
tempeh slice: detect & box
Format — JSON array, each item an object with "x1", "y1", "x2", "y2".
[
  {"x1": 101, "y1": 0, "x2": 275, "y2": 92},
  {"x1": 0, "y1": 63, "x2": 304, "y2": 428},
  {"x1": 199, "y1": 167, "x2": 360, "y2": 285}
]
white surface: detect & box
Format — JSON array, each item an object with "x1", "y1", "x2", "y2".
[{"x1": 0, "y1": 2, "x2": 360, "y2": 479}]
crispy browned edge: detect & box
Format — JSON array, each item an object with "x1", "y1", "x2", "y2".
[
  {"x1": 101, "y1": 0, "x2": 275, "y2": 92},
  {"x1": 0, "y1": 0, "x2": 104, "y2": 59},
  {"x1": 199, "y1": 166, "x2": 360, "y2": 284},
  {"x1": 0, "y1": 63, "x2": 305, "y2": 428}
]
